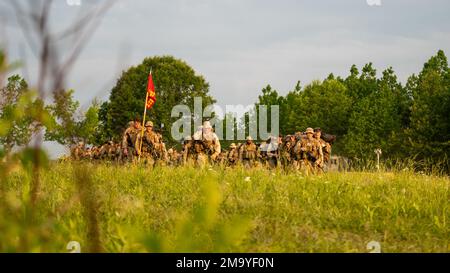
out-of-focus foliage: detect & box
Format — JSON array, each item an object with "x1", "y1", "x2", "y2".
[{"x1": 0, "y1": 75, "x2": 49, "y2": 154}]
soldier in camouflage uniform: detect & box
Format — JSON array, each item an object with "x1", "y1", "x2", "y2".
[
  {"x1": 91, "y1": 146, "x2": 101, "y2": 161},
  {"x1": 83, "y1": 147, "x2": 92, "y2": 160},
  {"x1": 266, "y1": 136, "x2": 280, "y2": 168},
  {"x1": 294, "y1": 127, "x2": 323, "y2": 174},
  {"x1": 258, "y1": 140, "x2": 268, "y2": 167},
  {"x1": 182, "y1": 135, "x2": 198, "y2": 166},
  {"x1": 226, "y1": 143, "x2": 239, "y2": 167},
  {"x1": 191, "y1": 135, "x2": 208, "y2": 167},
  {"x1": 258, "y1": 137, "x2": 278, "y2": 168},
  {"x1": 112, "y1": 142, "x2": 121, "y2": 163},
  {"x1": 137, "y1": 121, "x2": 167, "y2": 166},
  {"x1": 279, "y1": 135, "x2": 296, "y2": 169},
  {"x1": 239, "y1": 136, "x2": 259, "y2": 168},
  {"x1": 193, "y1": 121, "x2": 221, "y2": 166},
  {"x1": 121, "y1": 119, "x2": 141, "y2": 163},
  {"x1": 314, "y1": 128, "x2": 332, "y2": 172},
  {"x1": 167, "y1": 148, "x2": 181, "y2": 166},
  {"x1": 216, "y1": 150, "x2": 227, "y2": 166},
  {"x1": 70, "y1": 141, "x2": 85, "y2": 161},
  {"x1": 99, "y1": 141, "x2": 114, "y2": 161}
]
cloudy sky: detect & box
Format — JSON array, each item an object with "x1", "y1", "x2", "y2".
[{"x1": 2, "y1": 0, "x2": 450, "y2": 156}]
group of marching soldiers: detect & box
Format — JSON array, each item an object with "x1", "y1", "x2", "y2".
[
  {"x1": 70, "y1": 119, "x2": 335, "y2": 174},
  {"x1": 70, "y1": 118, "x2": 168, "y2": 164}
]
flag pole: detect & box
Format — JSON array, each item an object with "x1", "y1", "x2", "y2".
[{"x1": 138, "y1": 69, "x2": 152, "y2": 161}]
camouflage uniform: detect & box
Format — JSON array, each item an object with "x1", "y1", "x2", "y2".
[
  {"x1": 314, "y1": 128, "x2": 332, "y2": 172},
  {"x1": 91, "y1": 146, "x2": 101, "y2": 161},
  {"x1": 239, "y1": 136, "x2": 259, "y2": 168},
  {"x1": 167, "y1": 148, "x2": 181, "y2": 166},
  {"x1": 121, "y1": 121, "x2": 141, "y2": 163},
  {"x1": 183, "y1": 138, "x2": 207, "y2": 167},
  {"x1": 182, "y1": 136, "x2": 195, "y2": 165},
  {"x1": 192, "y1": 121, "x2": 221, "y2": 166},
  {"x1": 83, "y1": 147, "x2": 92, "y2": 160},
  {"x1": 280, "y1": 135, "x2": 295, "y2": 169},
  {"x1": 193, "y1": 139, "x2": 209, "y2": 167},
  {"x1": 265, "y1": 137, "x2": 280, "y2": 168},
  {"x1": 137, "y1": 121, "x2": 167, "y2": 165},
  {"x1": 113, "y1": 143, "x2": 122, "y2": 162},
  {"x1": 294, "y1": 128, "x2": 323, "y2": 174},
  {"x1": 99, "y1": 141, "x2": 115, "y2": 161},
  {"x1": 70, "y1": 142, "x2": 85, "y2": 161},
  {"x1": 226, "y1": 143, "x2": 239, "y2": 166},
  {"x1": 258, "y1": 142, "x2": 268, "y2": 166}
]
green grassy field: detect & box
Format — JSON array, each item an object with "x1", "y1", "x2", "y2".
[{"x1": 0, "y1": 163, "x2": 448, "y2": 253}]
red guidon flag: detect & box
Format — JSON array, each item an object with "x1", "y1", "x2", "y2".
[{"x1": 146, "y1": 72, "x2": 156, "y2": 109}]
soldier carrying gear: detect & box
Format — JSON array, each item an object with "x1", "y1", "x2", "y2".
[
  {"x1": 226, "y1": 143, "x2": 239, "y2": 166},
  {"x1": 91, "y1": 146, "x2": 101, "y2": 160},
  {"x1": 258, "y1": 139, "x2": 269, "y2": 166},
  {"x1": 265, "y1": 136, "x2": 280, "y2": 168},
  {"x1": 83, "y1": 147, "x2": 92, "y2": 160},
  {"x1": 182, "y1": 135, "x2": 196, "y2": 165},
  {"x1": 295, "y1": 127, "x2": 323, "y2": 174},
  {"x1": 239, "y1": 136, "x2": 259, "y2": 168},
  {"x1": 70, "y1": 141, "x2": 85, "y2": 161},
  {"x1": 137, "y1": 120, "x2": 167, "y2": 165},
  {"x1": 192, "y1": 121, "x2": 221, "y2": 165},
  {"x1": 280, "y1": 135, "x2": 296, "y2": 169},
  {"x1": 113, "y1": 142, "x2": 122, "y2": 162},
  {"x1": 167, "y1": 148, "x2": 178, "y2": 166},
  {"x1": 184, "y1": 135, "x2": 207, "y2": 166},
  {"x1": 192, "y1": 133, "x2": 208, "y2": 166},
  {"x1": 314, "y1": 128, "x2": 331, "y2": 170},
  {"x1": 99, "y1": 141, "x2": 115, "y2": 161},
  {"x1": 216, "y1": 151, "x2": 227, "y2": 166},
  {"x1": 121, "y1": 118, "x2": 141, "y2": 163}
]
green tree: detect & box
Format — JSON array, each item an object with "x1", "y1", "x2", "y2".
[
  {"x1": 406, "y1": 50, "x2": 450, "y2": 169},
  {"x1": 100, "y1": 56, "x2": 216, "y2": 145},
  {"x1": 282, "y1": 79, "x2": 351, "y2": 145},
  {"x1": 280, "y1": 81, "x2": 302, "y2": 134},
  {"x1": 78, "y1": 101, "x2": 101, "y2": 145},
  {"x1": 0, "y1": 75, "x2": 44, "y2": 154},
  {"x1": 45, "y1": 90, "x2": 101, "y2": 146},
  {"x1": 343, "y1": 66, "x2": 411, "y2": 160},
  {"x1": 255, "y1": 84, "x2": 283, "y2": 138},
  {"x1": 45, "y1": 90, "x2": 80, "y2": 145}
]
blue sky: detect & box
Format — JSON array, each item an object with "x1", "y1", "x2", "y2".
[{"x1": 1, "y1": 0, "x2": 450, "y2": 157}]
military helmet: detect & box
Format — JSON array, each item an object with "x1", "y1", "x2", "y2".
[
  {"x1": 145, "y1": 121, "x2": 153, "y2": 127},
  {"x1": 305, "y1": 127, "x2": 314, "y2": 134}
]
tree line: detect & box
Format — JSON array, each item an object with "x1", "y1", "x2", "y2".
[
  {"x1": 1, "y1": 50, "x2": 448, "y2": 172},
  {"x1": 255, "y1": 50, "x2": 449, "y2": 170}
]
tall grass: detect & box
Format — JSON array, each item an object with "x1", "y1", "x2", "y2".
[{"x1": 0, "y1": 163, "x2": 448, "y2": 252}]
